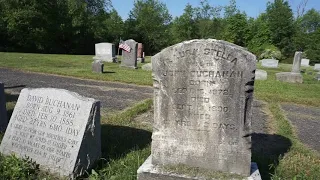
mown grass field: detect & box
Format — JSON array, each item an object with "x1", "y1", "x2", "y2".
[{"x1": 0, "y1": 52, "x2": 320, "y2": 179}]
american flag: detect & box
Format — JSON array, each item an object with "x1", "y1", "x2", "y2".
[{"x1": 119, "y1": 39, "x2": 131, "y2": 53}]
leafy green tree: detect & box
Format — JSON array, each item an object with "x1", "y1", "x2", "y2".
[
  {"x1": 127, "y1": 0, "x2": 172, "y2": 55},
  {"x1": 266, "y1": 0, "x2": 295, "y2": 57}
]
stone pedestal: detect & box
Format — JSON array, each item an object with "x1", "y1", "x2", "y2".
[
  {"x1": 137, "y1": 156, "x2": 262, "y2": 180},
  {"x1": 276, "y1": 72, "x2": 303, "y2": 83}
]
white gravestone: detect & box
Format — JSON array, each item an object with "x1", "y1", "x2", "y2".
[
  {"x1": 260, "y1": 59, "x2": 279, "y2": 68},
  {"x1": 93, "y1": 43, "x2": 116, "y2": 62},
  {"x1": 314, "y1": 64, "x2": 320, "y2": 71},
  {"x1": 0, "y1": 88, "x2": 101, "y2": 178},
  {"x1": 255, "y1": 69, "x2": 267, "y2": 80},
  {"x1": 301, "y1": 59, "x2": 310, "y2": 67}
]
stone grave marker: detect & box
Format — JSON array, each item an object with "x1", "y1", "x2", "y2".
[
  {"x1": 137, "y1": 43, "x2": 145, "y2": 63},
  {"x1": 255, "y1": 69, "x2": 267, "y2": 80},
  {"x1": 316, "y1": 72, "x2": 320, "y2": 81},
  {"x1": 120, "y1": 39, "x2": 138, "y2": 69},
  {"x1": 138, "y1": 39, "x2": 260, "y2": 179},
  {"x1": 314, "y1": 64, "x2": 320, "y2": 71},
  {"x1": 276, "y1": 51, "x2": 303, "y2": 83},
  {"x1": 0, "y1": 88, "x2": 101, "y2": 178},
  {"x1": 301, "y1": 59, "x2": 310, "y2": 67},
  {"x1": 0, "y1": 82, "x2": 8, "y2": 132},
  {"x1": 92, "y1": 60, "x2": 104, "y2": 73},
  {"x1": 93, "y1": 43, "x2": 116, "y2": 63},
  {"x1": 260, "y1": 59, "x2": 278, "y2": 68}
]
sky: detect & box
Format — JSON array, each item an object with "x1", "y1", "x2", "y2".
[{"x1": 111, "y1": 0, "x2": 320, "y2": 20}]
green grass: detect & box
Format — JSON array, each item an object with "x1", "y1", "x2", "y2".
[
  {"x1": 0, "y1": 52, "x2": 152, "y2": 86},
  {"x1": 1, "y1": 53, "x2": 320, "y2": 179}
]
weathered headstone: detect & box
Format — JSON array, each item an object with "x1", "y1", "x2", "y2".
[
  {"x1": 0, "y1": 82, "x2": 8, "y2": 132},
  {"x1": 260, "y1": 59, "x2": 278, "y2": 68},
  {"x1": 137, "y1": 43, "x2": 145, "y2": 63},
  {"x1": 0, "y1": 88, "x2": 101, "y2": 178},
  {"x1": 141, "y1": 63, "x2": 152, "y2": 71},
  {"x1": 314, "y1": 64, "x2": 320, "y2": 71},
  {"x1": 93, "y1": 43, "x2": 116, "y2": 63},
  {"x1": 137, "y1": 39, "x2": 260, "y2": 179},
  {"x1": 92, "y1": 60, "x2": 104, "y2": 73},
  {"x1": 276, "y1": 51, "x2": 303, "y2": 83},
  {"x1": 120, "y1": 39, "x2": 138, "y2": 69},
  {"x1": 301, "y1": 59, "x2": 310, "y2": 67},
  {"x1": 255, "y1": 69, "x2": 267, "y2": 80}
]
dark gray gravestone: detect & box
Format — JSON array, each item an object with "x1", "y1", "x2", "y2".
[
  {"x1": 137, "y1": 39, "x2": 259, "y2": 179},
  {"x1": 0, "y1": 82, "x2": 8, "y2": 132},
  {"x1": 120, "y1": 39, "x2": 138, "y2": 69},
  {"x1": 0, "y1": 88, "x2": 101, "y2": 178},
  {"x1": 92, "y1": 60, "x2": 104, "y2": 73}
]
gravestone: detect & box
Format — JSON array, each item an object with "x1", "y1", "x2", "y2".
[
  {"x1": 92, "y1": 60, "x2": 104, "y2": 73},
  {"x1": 260, "y1": 59, "x2": 278, "y2": 68},
  {"x1": 142, "y1": 63, "x2": 152, "y2": 71},
  {"x1": 276, "y1": 51, "x2": 303, "y2": 83},
  {"x1": 120, "y1": 39, "x2": 138, "y2": 69},
  {"x1": 137, "y1": 43, "x2": 145, "y2": 63},
  {"x1": 137, "y1": 39, "x2": 260, "y2": 179},
  {"x1": 93, "y1": 43, "x2": 116, "y2": 63},
  {"x1": 301, "y1": 59, "x2": 310, "y2": 67},
  {"x1": 0, "y1": 82, "x2": 8, "y2": 132},
  {"x1": 0, "y1": 88, "x2": 101, "y2": 178},
  {"x1": 314, "y1": 64, "x2": 320, "y2": 71},
  {"x1": 255, "y1": 69, "x2": 267, "y2": 80},
  {"x1": 316, "y1": 73, "x2": 320, "y2": 81}
]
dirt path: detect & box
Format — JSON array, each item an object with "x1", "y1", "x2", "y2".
[{"x1": 0, "y1": 67, "x2": 153, "y2": 112}]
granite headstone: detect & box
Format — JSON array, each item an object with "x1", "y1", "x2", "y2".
[
  {"x1": 92, "y1": 60, "x2": 104, "y2": 73},
  {"x1": 314, "y1": 64, "x2": 320, "y2": 71},
  {"x1": 255, "y1": 69, "x2": 267, "y2": 80},
  {"x1": 0, "y1": 88, "x2": 101, "y2": 178},
  {"x1": 260, "y1": 59, "x2": 278, "y2": 68},
  {"x1": 93, "y1": 43, "x2": 116, "y2": 62},
  {"x1": 276, "y1": 51, "x2": 303, "y2": 83},
  {"x1": 138, "y1": 39, "x2": 259, "y2": 179},
  {"x1": 137, "y1": 43, "x2": 145, "y2": 63},
  {"x1": 301, "y1": 59, "x2": 310, "y2": 67},
  {"x1": 0, "y1": 82, "x2": 8, "y2": 132},
  {"x1": 120, "y1": 39, "x2": 138, "y2": 69}
]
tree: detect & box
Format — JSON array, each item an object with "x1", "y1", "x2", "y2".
[
  {"x1": 127, "y1": 0, "x2": 172, "y2": 55},
  {"x1": 266, "y1": 0, "x2": 295, "y2": 58}
]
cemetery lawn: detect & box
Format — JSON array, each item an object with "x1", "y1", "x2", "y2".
[
  {"x1": 0, "y1": 54, "x2": 320, "y2": 179},
  {"x1": 0, "y1": 52, "x2": 153, "y2": 86}
]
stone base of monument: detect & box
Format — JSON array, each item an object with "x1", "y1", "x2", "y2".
[
  {"x1": 120, "y1": 64, "x2": 138, "y2": 69},
  {"x1": 93, "y1": 56, "x2": 117, "y2": 63},
  {"x1": 137, "y1": 156, "x2": 262, "y2": 180},
  {"x1": 276, "y1": 72, "x2": 303, "y2": 83}
]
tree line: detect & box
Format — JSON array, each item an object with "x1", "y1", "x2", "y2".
[{"x1": 0, "y1": 0, "x2": 319, "y2": 64}]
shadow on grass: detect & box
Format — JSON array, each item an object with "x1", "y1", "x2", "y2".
[
  {"x1": 4, "y1": 85, "x2": 26, "y2": 89},
  {"x1": 251, "y1": 133, "x2": 292, "y2": 180},
  {"x1": 5, "y1": 92, "x2": 19, "y2": 103},
  {"x1": 92, "y1": 124, "x2": 151, "y2": 172},
  {"x1": 102, "y1": 71, "x2": 116, "y2": 74}
]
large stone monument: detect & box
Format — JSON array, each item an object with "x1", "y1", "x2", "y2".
[
  {"x1": 137, "y1": 39, "x2": 260, "y2": 179},
  {"x1": 120, "y1": 39, "x2": 138, "y2": 69},
  {"x1": 0, "y1": 88, "x2": 101, "y2": 178},
  {"x1": 137, "y1": 43, "x2": 145, "y2": 63},
  {"x1": 276, "y1": 51, "x2": 303, "y2": 83},
  {"x1": 0, "y1": 82, "x2": 8, "y2": 132},
  {"x1": 93, "y1": 43, "x2": 116, "y2": 63},
  {"x1": 260, "y1": 59, "x2": 279, "y2": 68}
]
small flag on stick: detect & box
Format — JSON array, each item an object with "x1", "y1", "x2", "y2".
[{"x1": 119, "y1": 39, "x2": 131, "y2": 52}]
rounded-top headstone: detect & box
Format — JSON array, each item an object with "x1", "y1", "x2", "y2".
[{"x1": 151, "y1": 39, "x2": 256, "y2": 176}]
